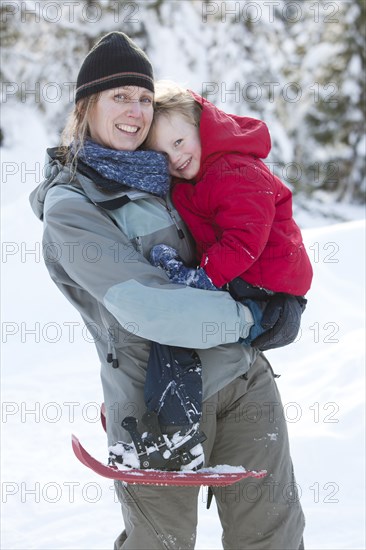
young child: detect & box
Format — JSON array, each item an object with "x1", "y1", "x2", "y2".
[
  {"x1": 146, "y1": 81, "x2": 312, "y2": 302},
  {"x1": 111, "y1": 82, "x2": 313, "y2": 471}
]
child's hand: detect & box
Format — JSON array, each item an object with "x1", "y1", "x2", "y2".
[
  {"x1": 150, "y1": 244, "x2": 217, "y2": 290},
  {"x1": 168, "y1": 265, "x2": 217, "y2": 290},
  {"x1": 150, "y1": 244, "x2": 179, "y2": 267}
]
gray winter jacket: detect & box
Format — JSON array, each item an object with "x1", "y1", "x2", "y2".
[{"x1": 30, "y1": 148, "x2": 258, "y2": 443}]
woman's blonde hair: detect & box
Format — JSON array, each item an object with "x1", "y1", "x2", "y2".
[
  {"x1": 60, "y1": 93, "x2": 100, "y2": 168},
  {"x1": 145, "y1": 80, "x2": 202, "y2": 149}
]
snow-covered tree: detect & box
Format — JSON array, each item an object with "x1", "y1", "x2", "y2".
[
  {"x1": 303, "y1": 0, "x2": 365, "y2": 202},
  {"x1": 1, "y1": 0, "x2": 364, "y2": 204}
]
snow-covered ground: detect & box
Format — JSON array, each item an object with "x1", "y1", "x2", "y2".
[{"x1": 1, "y1": 104, "x2": 365, "y2": 549}]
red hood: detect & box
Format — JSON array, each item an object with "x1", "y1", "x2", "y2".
[{"x1": 189, "y1": 91, "x2": 271, "y2": 178}]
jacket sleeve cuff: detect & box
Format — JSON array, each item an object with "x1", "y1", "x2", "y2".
[{"x1": 237, "y1": 302, "x2": 254, "y2": 340}]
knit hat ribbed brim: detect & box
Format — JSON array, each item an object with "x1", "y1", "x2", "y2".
[{"x1": 75, "y1": 32, "x2": 154, "y2": 103}]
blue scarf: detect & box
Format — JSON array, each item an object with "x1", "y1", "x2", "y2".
[{"x1": 76, "y1": 140, "x2": 170, "y2": 198}]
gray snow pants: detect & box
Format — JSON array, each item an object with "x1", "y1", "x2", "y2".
[{"x1": 113, "y1": 353, "x2": 305, "y2": 549}]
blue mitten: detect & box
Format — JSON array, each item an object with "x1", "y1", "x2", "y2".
[
  {"x1": 150, "y1": 244, "x2": 179, "y2": 267},
  {"x1": 150, "y1": 244, "x2": 217, "y2": 291},
  {"x1": 168, "y1": 264, "x2": 217, "y2": 290}
]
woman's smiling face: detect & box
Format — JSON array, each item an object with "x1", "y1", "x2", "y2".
[{"x1": 88, "y1": 86, "x2": 154, "y2": 150}]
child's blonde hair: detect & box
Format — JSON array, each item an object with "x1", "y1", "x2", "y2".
[{"x1": 145, "y1": 80, "x2": 202, "y2": 149}]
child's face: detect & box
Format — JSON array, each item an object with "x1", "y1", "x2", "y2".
[{"x1": 151, "y1": 113, "x2": 201, "y2": 180}]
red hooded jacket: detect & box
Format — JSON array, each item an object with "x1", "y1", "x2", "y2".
[{"x1": 172, "y1": 92, "x2": 313, "y2": 295}]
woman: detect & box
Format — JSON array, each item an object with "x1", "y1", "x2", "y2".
[{"x1": 30, "y1": 32, "x2": 305, "y2": 550}]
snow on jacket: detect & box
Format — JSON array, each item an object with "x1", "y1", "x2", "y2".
[
  {"x1": 172, "y1": 92, "x2": 313, "y2": 295},
  {"x1": 29, "y1": 148, "x2": 257, "y2": 442}
]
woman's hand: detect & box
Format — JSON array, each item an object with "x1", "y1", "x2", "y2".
[{"x1": 250, "y1": 294, "x2": 307, "y2": 351}]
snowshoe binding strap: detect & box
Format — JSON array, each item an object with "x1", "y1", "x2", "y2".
[{"x1": 110, "y1": 413, "x2": 206, "y2": 471}]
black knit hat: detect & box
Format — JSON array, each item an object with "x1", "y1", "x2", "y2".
[{"x1": 75, "y1": 32, "x2": 154, "y2": 103}]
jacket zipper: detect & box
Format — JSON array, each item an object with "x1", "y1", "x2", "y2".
[
  {"x1": 134, "y1": 235, "x2": 143, "y2": 254},
  {"x1": 106, "y1": 328, "x2": 119, "y2": 369},
  {"x1": 164, "y1": 200, "x2": 185, "y2": 240},
  {"x1": 99, "y1": 307, "x2": 119, "y2": 369}
]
